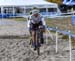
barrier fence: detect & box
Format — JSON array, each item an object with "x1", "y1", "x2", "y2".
[
  {"x1": 23, "y1": 15, "x2": 75, "y2": 61},
  {"x1": 22, "y1": 15, "x2": 75, "y2": 61},
  {"x1": 47, "y1": 26, "x2": 74, "y2": 61}
]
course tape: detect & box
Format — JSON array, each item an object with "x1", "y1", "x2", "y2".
[{"x1": 46, "y1": 26, "x2": 75, "y2": 38}]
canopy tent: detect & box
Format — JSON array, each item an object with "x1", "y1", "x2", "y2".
[
  {"x1": 60, "y1": 0, "x2": 75, "y2": 13},
  {"x1": 66, "y1": 2, "x2": 75, "y2": 6},
  {"x1": 0, "y1": 0, "x2": 58, "y2": 7},
  {"x1": 0, "y1": 0, "x2": 60, "y2": 18},
  {"x1": 63, "y1": 0, "x2": 75, "y2": 5}
]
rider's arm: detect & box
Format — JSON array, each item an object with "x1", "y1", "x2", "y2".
[
  {"x1": 27, "y1": 20, "x2": 30, "y2": 28},
  {"x1": 27, "y1": 15, "x2": 32, "y2": 28},
  {"x1": 41, "y1": 17, "x2": 47, "y2": 30},
  {"x1": 41, "y1": 17, "x2": 46, "y2": 26},
  {"x1": 39, "y1": 14, "x2": 46, "y2": 26}
]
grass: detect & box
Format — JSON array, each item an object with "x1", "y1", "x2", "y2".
[
  {"x1": 8, "y1": 17, "x2": 75, "y2": 34},
  {"x1": 14, "y1": 17, "x2": 27, "y2": 21},
  {"x1": 7, "y1": 17, "x2": 75, "y2": 34},
  {"x1": 71, "y1": 37, "x2": 75, "y2": 46},
  {"x1": 7, "y1": 17, "x2": 27, "y2": 22},
  {"x1": 50, "y1": 30, "x2": 56, "y2": 33},
  {"x1": 45, "y1": 17, "x2": 75, "y2": 34},
  {"x1": 46, "y1": 17, "x2": 75, "y2": 47},
  {"x1": 61, "y1": 35, "x2": 69, "y2": 39}
]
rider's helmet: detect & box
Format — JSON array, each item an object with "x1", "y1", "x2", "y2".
[
  {"x1": 32, "y1": 7, "x2": 38, "y2": 10},
  {"x1": 32, "y1": 7, "x2": 39, "y2": 14},
  {"x1": 31, "y1": 7, "x2": 39, "y2": 17},
  {"x1": 32, "y1": 9, "x2": 39, "y2": 15},
  {"x1": 29, "y1": 7, "x2": 39, "y2": 15}
]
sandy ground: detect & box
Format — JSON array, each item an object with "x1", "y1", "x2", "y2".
[
  {"x1": 0, "y1": 19, "x2": 75, "y2": 61},
  {"x1": 0, "y1": 19, "x2": 29, "y2": 36}
]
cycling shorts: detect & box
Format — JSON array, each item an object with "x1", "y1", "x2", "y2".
[{"x1": 29, "y1": 21, "x2": 43, "y2": 31}]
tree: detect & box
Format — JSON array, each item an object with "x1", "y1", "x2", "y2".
[{"x1": 47, "y1": 0, "x2": 63, "y2": 4}]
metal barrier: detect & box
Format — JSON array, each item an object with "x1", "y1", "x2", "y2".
[{"x1": 47, "y1": 26, "x2": 72, "y2": 61}]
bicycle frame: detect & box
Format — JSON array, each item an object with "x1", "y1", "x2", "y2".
[{"x1": 35, "y1": 28, "x2": 42, "y2": 55}]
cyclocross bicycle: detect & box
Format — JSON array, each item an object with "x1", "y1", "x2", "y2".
[{"x1": 30, "y1": 26, "x2": 44, "y2": 55}]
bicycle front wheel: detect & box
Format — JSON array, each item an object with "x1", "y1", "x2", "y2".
[
  {"x1": 37, "y1": 47, "x2": 40, "y2": 55},
  {"x1": 36, "y1": 30, "x2": 41, "y2": 55}
]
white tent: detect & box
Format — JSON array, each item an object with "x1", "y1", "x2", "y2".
[
  {"x1": 0, "y1": 0, "x2": 57, "y2": 7},
  {"x1": 0, "y1": 0, "x2": 60, "y2": 18}
]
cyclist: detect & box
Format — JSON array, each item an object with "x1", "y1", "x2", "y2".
[{"x1": 27, "y1": 7, "x2": 46, "y2": 50}]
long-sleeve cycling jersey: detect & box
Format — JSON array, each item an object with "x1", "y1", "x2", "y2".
[{"x1": 27, "y1": 14, "x2": 46, "y2": 28}]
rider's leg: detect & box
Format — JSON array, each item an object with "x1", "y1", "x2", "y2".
[
  {"x1": 29, "y1": 30, "x2": 32, "y2": 45},
  {"x1": 31, "y1": 30, "x2": 36, "y2": 47}
]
